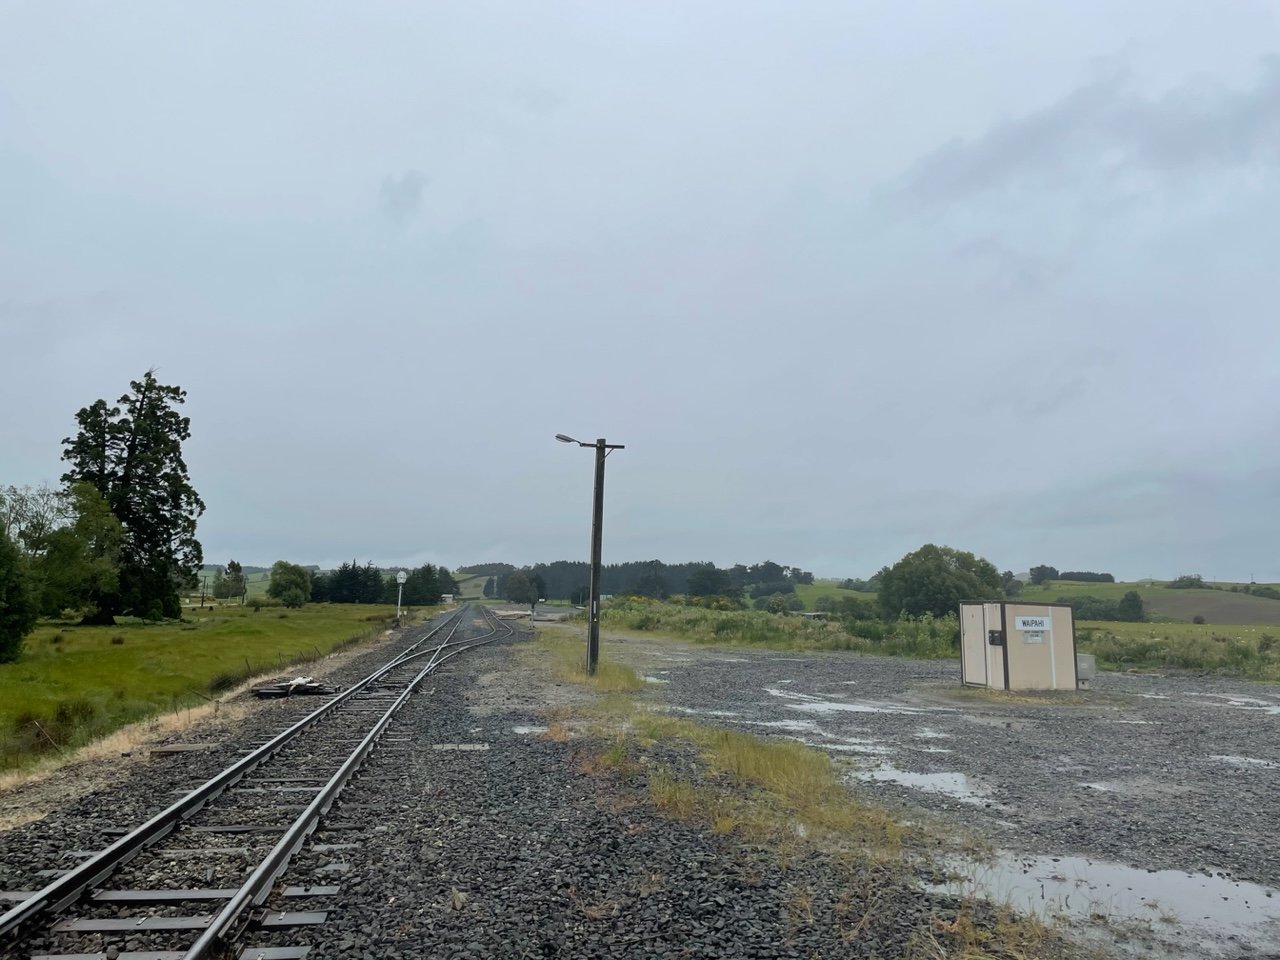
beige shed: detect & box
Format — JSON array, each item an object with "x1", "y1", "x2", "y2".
[{"x1": 959, "y1": 601, "x2": 1078, "y2": 691}]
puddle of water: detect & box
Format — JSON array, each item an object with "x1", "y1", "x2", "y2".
[
  {"x1": 775, "y1": 679, "x2": 795, "y2": 684},
  {"x1": 1187, "y1": 693, "x2": 1280, "y2": 716},
  {"x1": 764, "y1": 686, "x2": 827, "y2": 703},
  {"x1": 935, "y1": 851, "x2": 1280, "y2": 954},
  {"x1": 765, "y1": 687, "x2": 925, "y2": 715},
  {"x1": 670, "y1": 707, "x2": 740, "y2": 718},
  {"x1": 512, "y1": 725, "x2": 548, "y2": 735},
  {"x1": 642, "y1": 676, "x2": 669, "y2": 684},
  {"x1": 817, "y1": 738, "x2": 896, "y2": 756},
  {"x1": 789, "y1": 700, "x2": 923, "y2": 715},
  {"x1": 745, "y1": 718, "x2": 825, "y2": 733},
  {"x1": 964, "y1": 715, "x2": 1036, "y2": 731},
  {"x1": 914, "y1": 727, "x2": 952, "y2": 739},
  {"x1": 851, "y1": 763, "x2": 995, "y2": 805},
  {"x1": 1110, "y1": 719, "x2": 1155, "y2": 725},
  {"x1": 1211, "y1": 755, "x2": 1279, "y2": 769}
]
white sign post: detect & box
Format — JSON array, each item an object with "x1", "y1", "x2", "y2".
[{"x1": 396, "y1": 569, "x2": 408, "y2": 624}]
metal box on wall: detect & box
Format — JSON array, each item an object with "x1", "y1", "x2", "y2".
[{"x1": 959, "y1": 601, "x2": 1077, "y2": 691}]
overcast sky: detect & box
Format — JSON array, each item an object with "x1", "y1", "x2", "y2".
[{"x1": 3, "y1": 2, "x2": 1278, "y2": 581}]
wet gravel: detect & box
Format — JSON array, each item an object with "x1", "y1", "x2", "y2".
[
  {"x1": 248, "y1": 641, "x2": 1009, "y2": 960},
  {"x1": 622, "y1": 642, "x2": 1280, "y2": 888},
  {"x1": 0, "y1": 616, "x2": 1056, "y2": 960}
]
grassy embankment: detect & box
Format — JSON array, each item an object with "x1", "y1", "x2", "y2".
[
  {"x1": 527, "y1": 624, "x2": 1053, "y2": 958},
  {"x1": 0, "y1": 603, "x2": 422, "y2": 771},
  {"x1": 602, "y1": 598, "x2": 957, "y2": 658}
]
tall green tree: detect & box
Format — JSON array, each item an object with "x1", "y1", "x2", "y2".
[
  {"x1": 878, "y1": 544, "x2": 1003, "y2": 619},
  {"x1": 1028, "y1": 565, "x2": 1059, "y2": 585},
  {"x1": 37, "y1": 483, "x2": 123, "y2": 616},
  {"x1": 401, "y1": 564, "x2": 442, "y2": 605},
  {"x1": 214, "y1": 560, "x2": 246, "y2": 601},
  {"x1": 1117, "y1": 590, "x2": 1145, "y2": 622},
  {"x1": 0, "y1": 529, "x2": 38, "y2": 662},
  {"x1": 504, "y1": 569, "x2": 539, "y2": 615},
  {"x1": 60, "y1": 372, "x2": 205, "y2": 622},
  {"x1": 268, "y1": 561, "x2": 312, "y2": 607}
]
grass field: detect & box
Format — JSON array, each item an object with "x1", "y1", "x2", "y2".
[
  {"x1": 1021, "y1": 579, "x2": 1280, "y2": 625},
  {"x1": 456, "y1": 574, "x2": 490, "y2": 599},
  {"x1": 0, "y1": 603, "x2": 416, "y2": 770},
  {"x1": 1078, "y1": 620, "x2": 1280, "y2": 679},
  {"x1": 791, "y1": 580, "x2": 877, "y2": 610}
]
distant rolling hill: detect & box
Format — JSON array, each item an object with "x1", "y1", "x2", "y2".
[{"x1": 1143, "y1": 589, "x2": 1280, "y2": 626}]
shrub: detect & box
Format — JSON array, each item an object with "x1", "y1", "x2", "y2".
[
  {"x1": 1193, "y1": 615, "x2": 1207, "y2": 624},
  {"x1": 110, "y1": 635, "x2": 125, "y2": 645}
]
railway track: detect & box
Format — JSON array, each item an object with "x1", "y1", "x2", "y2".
[{"x1": 0, "y1": 603, "x2": 519, "y2": 960}]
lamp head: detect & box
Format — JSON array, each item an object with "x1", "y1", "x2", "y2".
[{"x1": 554, "y1": 433, "x2": 578, "y2": 444}]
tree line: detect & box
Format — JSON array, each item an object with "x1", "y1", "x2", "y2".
[
  {"x1": 483, "y1": 559, "x2": 815, "y2": 604},
  {"x1": 264, "y1": 559, "x2": 459, "y2": 608}
]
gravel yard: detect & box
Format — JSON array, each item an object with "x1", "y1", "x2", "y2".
[
  {"x1": 4, "y1": 617, "x2": 1279, "y2": 959},
  {"x1": 600, "y1": 631, "x2": 1280, "y2": 958},
  {"x1": 0, "y1": 620, "x2": 1060, "y2": 960}
]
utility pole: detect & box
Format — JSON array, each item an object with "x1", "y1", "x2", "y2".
[{"x1": 556, "y1": 434, "x2": 625, "y2": 675}]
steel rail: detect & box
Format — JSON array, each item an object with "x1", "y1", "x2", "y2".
[
  {"x1": 0, "y1": 604, "x2": 468, "y2": 940},
  {"x1": 183, "y1": 604, "x2": 518, "y2": 957}
]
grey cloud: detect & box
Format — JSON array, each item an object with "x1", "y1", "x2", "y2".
[
  {"x1": 901, "y1": 57, "x2": 1280, "y2": 207},
  {"x1": 512, "y1": 84, "x2": 563, "y2": 116},
  {"x1": 377, "y1": 170, "x2": 426, "y2": 224}
]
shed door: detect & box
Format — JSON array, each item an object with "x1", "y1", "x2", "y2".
[{"x1": 960, "y1": 604, "x2": 987, "y2": 686}]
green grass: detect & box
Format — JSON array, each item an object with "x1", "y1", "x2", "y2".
[
  {"x1": 456, "y1": 574, "x2": 490, "y2": 599},
  {"x1": 1023, "y1": 579, "x2": 1280, "y2": 625},
  {"x1": 533, "y1": 625, "x2": 646, "y2": 693},
  {"x1": 1078, "y1": 620, "x2": 1280, "y2": 679},
  {"x1": 0, "y1": 603, "x2": 418, "y2": 770},
  {"x1": 601, "y1": 599, "x2": 957, "y2": 659},
  {"x1": 791, "y1": 580, "x2": 878, "y2": 611}
]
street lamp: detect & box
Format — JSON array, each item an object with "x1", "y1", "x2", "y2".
[
  {"x1": 556, "y1": 433, "x2": 625, "y2": 675},
  {"x1": 396, "y1": 569, "x2": 408, "y2": 625}
]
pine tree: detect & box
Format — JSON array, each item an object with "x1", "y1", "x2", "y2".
[{"x1": 61, "y1": 371, "x2": 205, "y2": 623}]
